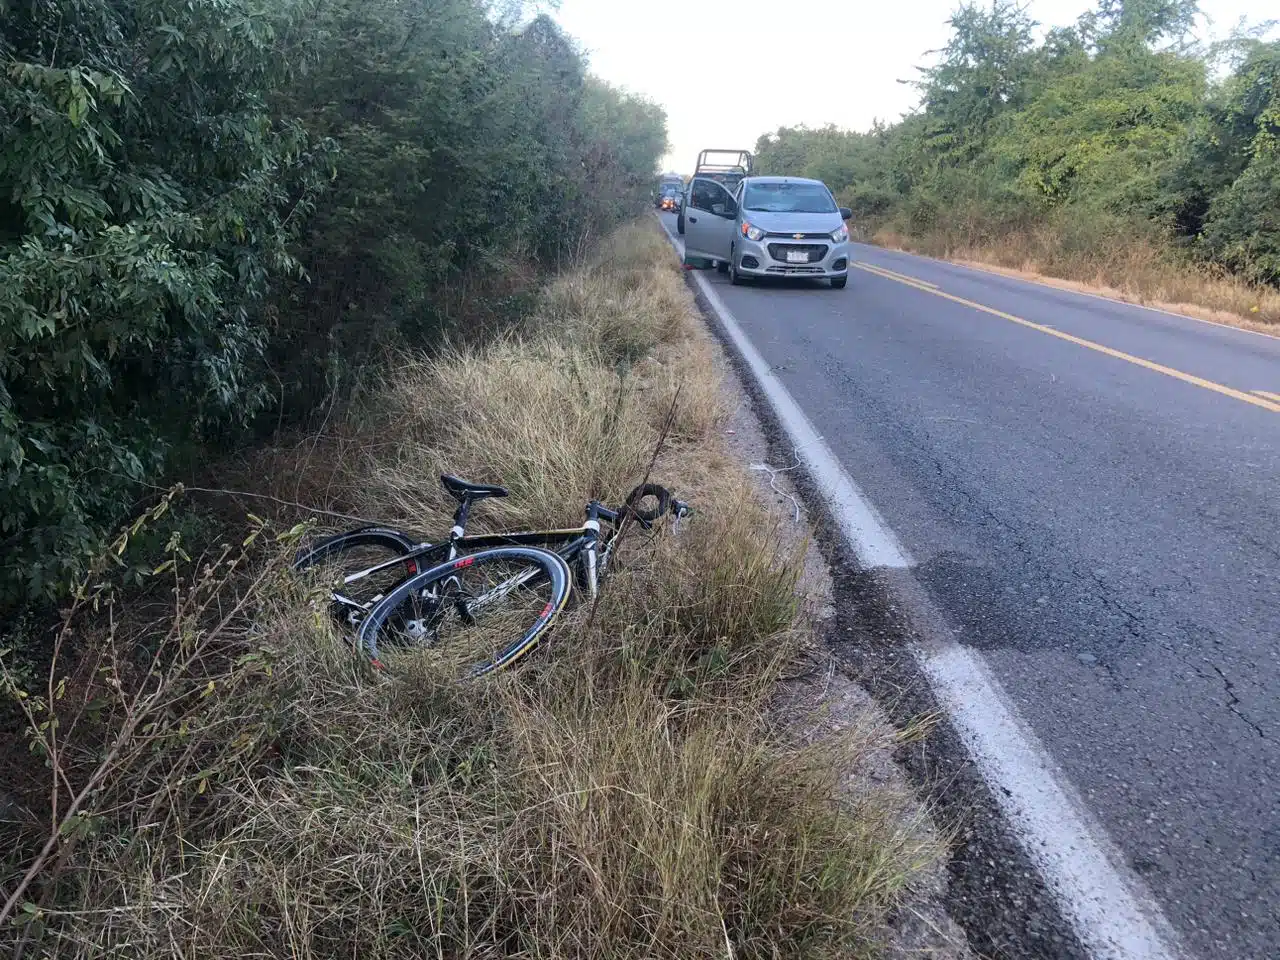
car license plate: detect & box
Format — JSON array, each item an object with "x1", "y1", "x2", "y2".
[{"x1": 786, "y1": 250, "x2": 808, "y2": 263}]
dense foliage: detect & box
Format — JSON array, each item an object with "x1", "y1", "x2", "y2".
[
  {"x1": 754, "y1": 0, "x2": 1279, "y2": 285},
  {"x1": 0, "y1": 0, "x2": 666, "y2": 608}
]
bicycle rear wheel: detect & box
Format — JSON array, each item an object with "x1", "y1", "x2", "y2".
[
  {"x1": 358, "y1": 546, "x2": 572, "y2": 678},
  {"x1": 293, "y1": 527, "x2": 421, "y2": 627}
]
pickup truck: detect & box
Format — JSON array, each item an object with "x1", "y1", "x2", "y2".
[{"x1": 676, "y1": 149, "x2": 751, "y2": 235}]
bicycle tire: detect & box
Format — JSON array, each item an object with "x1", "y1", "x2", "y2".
[
  {"x1": 293, "y1": 527, "x2": 417, "y2": 569},
  {"x1": 358, "y1": 546, "x2": 572, "y2": 678},
  {"x1": 293, "y1": 527, "x2": 422, "y2": 626}
]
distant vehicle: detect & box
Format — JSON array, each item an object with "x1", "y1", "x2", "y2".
[
  {"x1": 681, "y1": 175, "x2": 853, "y2": 289},
  {"x1": 655, "y1": 180, "x2": 683, "y2": 213},
  {"x1": 677, "y1": 149, "x2": 751, "y2": 235},
  {"x1": 654, "y1": 174, "x2": 684, "y2": 209}
]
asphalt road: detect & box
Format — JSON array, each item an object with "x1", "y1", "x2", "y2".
[{"x1": 660, "y1": 214, "x2": 1280, "y2": 959}]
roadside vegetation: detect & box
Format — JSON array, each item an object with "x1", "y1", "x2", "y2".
[
  {"x1": 0, "y1": 223, "x2": 937, "y2": 959},
  {"x1": 754, "y1": 0, "x2": 1280, "y2": 326},
  {"x1": 0, "y1": 0, "x2": 666, "y2": 612}
]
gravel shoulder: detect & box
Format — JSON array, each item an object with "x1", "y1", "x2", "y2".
[{"x1": 697, "y1": 288, "x2": 976, "y2": 960}]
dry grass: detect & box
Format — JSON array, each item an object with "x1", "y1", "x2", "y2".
[
  {"x1": 874, "y1": 222, "x2": 1280, "y2": 333},
  {"x1": 1, "y1": 222, "x2": 935, "y2": 959}
]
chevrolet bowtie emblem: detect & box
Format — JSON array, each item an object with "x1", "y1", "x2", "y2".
[{"x1": 792, "y1": 233, "x2": 804, "y2": 239}]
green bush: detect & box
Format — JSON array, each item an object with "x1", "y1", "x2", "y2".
[
  {"x1": 0, "y1": 0, "x2": 331, "y2": 607},
  {"x1": 0, "y1": 0, "x2": 666, "y2": 611}
]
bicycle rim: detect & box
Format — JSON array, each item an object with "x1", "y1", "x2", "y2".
[
  {"x1": 359, "y1": 546, "x2": 572, "y2": 679},
  {"x1": 293, "y1": 528, "x2": 420, "y2": 627}
]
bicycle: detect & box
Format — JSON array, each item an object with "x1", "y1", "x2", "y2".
[{"x1": 293, "y1": 474, "x2": 691, "y2": 678}]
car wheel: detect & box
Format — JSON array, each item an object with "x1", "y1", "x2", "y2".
[
  {"x1": 830, "y1": 276, "x2": 847, "y2": 290},
  {"x1": 728, "y1": 249, "x2": 745, "y2": 286},
  {"x1": 676, "y1": 212, "x2": 685, "y2": 235},
  {"x1": 716, "y1": 261, "x2": 729, "y2": 274}
]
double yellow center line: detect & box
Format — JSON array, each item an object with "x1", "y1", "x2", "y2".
[
  {"x1": 857, "y1": 262, "x2": 939, "y2": 289},
  {"x1": 851, "y1": 262, "x2": 1280, "y2": 414}
]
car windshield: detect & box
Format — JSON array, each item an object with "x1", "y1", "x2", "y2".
[
  {"x1": 743, "y1": 182, "x2": 836, "y2": 214},
  {"x1": 662, "y1": 184, "x2": 680, "y2": 195}
]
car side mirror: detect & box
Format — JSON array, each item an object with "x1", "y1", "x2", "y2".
[{"x1": 839, "y1": 206, "x2": 852, "y2": 220}]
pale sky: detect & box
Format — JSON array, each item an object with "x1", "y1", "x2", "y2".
[{"x1": 553, "y1": 0, "x2": 1270, "y2": 174}]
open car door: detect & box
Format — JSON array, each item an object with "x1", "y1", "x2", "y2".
[{"x1": 682, "y1": 177, "x2": 737, "y2": 269}]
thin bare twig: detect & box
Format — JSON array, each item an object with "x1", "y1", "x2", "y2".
[
  {"x1": 133, "y1": 480, "x2": 380, "y2": 527},
  {"x1": 0, "y1": 533, "x2": 271, "y2": 929},
  {"x1": 585, "y1": 380, "x2": 683, "y2": 632}
]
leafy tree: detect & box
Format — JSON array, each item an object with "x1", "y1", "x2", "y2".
[
  {"x1": 995, "y1": 45, "x2": 1205, "y2": 211},
  {"x1": 1197, "y1": 41, "x2": 1280, "y2": 281},
  {"x1": 1, "y1": 0, "x2": 330, "y2": 605},
  {"x1": 752, "y1": 0, "x2": 1278, "y2": 289},
  {"x1": 0, "y1": 0, "x2": 667, "y2": 610},
  {"x1": 1093, "y1": 0, "x2": 1200, "y2": 51},
  {"x1": 269, "y1": 2, "x2": 665, "y2": 410},
  {"x1": 915, "y1": 1, "x2": 1037, "y2": 161}
]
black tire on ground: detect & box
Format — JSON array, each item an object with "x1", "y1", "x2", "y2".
[
  {"x1": 831, "y1": 276, "x2": 848, "y2": 289},
  {"x1": 716, "y1": 261, "x2": 729, "y2": 274},
  {"x1": 728, "y1": 249, "x2": 745, "y2": 286}
]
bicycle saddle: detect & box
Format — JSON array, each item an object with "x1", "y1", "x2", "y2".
[{"x1": 440, "y1": 474, "x2": 510, "y2": 502}]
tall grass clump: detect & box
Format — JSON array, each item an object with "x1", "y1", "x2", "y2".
[{"x1": 1, "y1": 222, "x2": 936, "y2": 959}]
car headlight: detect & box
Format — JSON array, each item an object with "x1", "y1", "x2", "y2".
[
  {"x1": 830, "y1": 224, "x2": 849, "y2": 243},
  {"x1": 741, "y1": 222, "x2": 765, "y2": 242}
]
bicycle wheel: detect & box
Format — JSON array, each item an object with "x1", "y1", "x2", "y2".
[
  {"x1": 358, "y1": 546, "x2": 572, "y2": 678},
  {"x1": 293, "y1": 527, "x2": 422, "y2": 627}
]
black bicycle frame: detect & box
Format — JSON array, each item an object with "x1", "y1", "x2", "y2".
[{"x1": 339, "y1": 511, "x2": 619, "y2": 604}]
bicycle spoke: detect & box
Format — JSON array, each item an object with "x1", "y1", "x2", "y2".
[{"x1": 362, "y1": 548, "x2": 569, "y2": 679}]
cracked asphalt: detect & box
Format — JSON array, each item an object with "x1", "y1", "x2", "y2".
[{"x1": 666, "y1": 217, "x2": 1280, "y2": 958}]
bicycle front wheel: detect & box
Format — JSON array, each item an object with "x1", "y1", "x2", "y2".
[{"x1": 358, "y1": 546, "x2": 572, "y2": 678}]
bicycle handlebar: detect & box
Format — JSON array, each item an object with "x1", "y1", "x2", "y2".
[
  {"x1": 624, "y1": 483, "x2": 670, "y2": 527},
  {"x1": 583, "y1": 484, "x2": 691, "y2": 532}
]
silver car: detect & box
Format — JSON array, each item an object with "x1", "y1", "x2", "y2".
[{"x1": 682, "y1": 176, "x2": 852, "y2": 288}]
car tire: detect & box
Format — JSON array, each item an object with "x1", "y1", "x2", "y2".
[
  {"x1": 830, "y1": 276, "x2": 847, "y2": 290},
  {"x1": 676, "y1": 212, "x2": 685, "y2": 235},
  {"x1": 728, "y1": 250, "x2": 745, "y2": 286},
  {"x1": 716, "y1": 261, "x2": 729, "y2": 274}
]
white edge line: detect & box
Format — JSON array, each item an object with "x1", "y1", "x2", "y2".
[
  {"x1": 691, "y1": 270, "x2": 913, "y2": 569},
  {"x1": 660, "y1": 218, "x2": 1184, "y2": 960}
]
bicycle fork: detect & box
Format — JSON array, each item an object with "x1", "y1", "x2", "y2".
[{"x1": 582, "y1": 500, "x2": 619, "y2": 601}]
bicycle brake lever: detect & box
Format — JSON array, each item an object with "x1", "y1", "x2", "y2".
[{"x1": 670, "y1": 499, "x2": 692, "y2": 533}]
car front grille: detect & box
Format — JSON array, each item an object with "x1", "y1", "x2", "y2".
[
  {"x1": 765, "y1": 232, "x2": 832, "y2": 240},
  {"x1": 766, "y1": 243, "x2": 828, "y2": 264},
  {"x1": 764, "y1": 265, "x2": 824, "y2": 274}
]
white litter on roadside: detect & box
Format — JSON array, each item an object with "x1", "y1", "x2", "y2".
[{"x1": 749, "y1": 460, "x2": 802, "y2": 523}]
